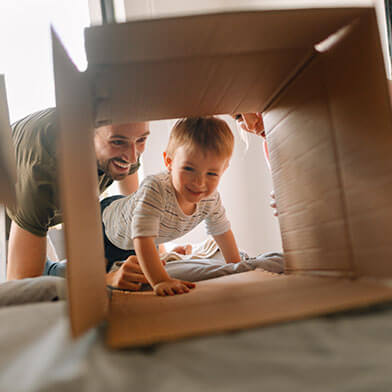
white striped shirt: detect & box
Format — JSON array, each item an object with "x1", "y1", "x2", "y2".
[{"x1": 102, "y1": 171, "x2": 231, "y2": 250}]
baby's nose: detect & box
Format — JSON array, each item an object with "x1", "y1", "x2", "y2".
[{"x1": 193, "y1": 174, "x2": 205, "y2": 186}]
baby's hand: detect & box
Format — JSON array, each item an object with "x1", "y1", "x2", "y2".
[
  {"x1": 171, "y1": 244, "x2": 192, "y2": 255},
  {"x1": 153, "y1": 279, "x2": 196, "y2": 296}
]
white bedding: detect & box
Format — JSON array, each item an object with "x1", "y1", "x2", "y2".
[
  {"x1": 0, "y1": 300, "x2": 392, "y2": 391},
  {"x1": 1, "y1": 259, "x2": 391, "y2": 391}
]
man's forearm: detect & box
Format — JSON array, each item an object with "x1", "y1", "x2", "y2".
[{"x1": 7, "y1": 222, "x2": 47, "y2": 279}]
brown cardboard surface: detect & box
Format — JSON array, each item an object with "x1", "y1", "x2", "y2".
[
  {"x1": 0, "y1": 75, "x2": 16, "y2": 208},
  {"x1": 88, "y1": 51, "x2": 310, "y2": 125},
  {"x1": 52, "y1": 30, "x2": 108, "y2": 337},
  {"x1": 322, "y1": 14, "x2": 392, "y2": 278},
  {"x1": 84, "y1": 9, "x2": 367, "y2": 124},
  {"x1": 264, "y1": 11, "x2": 392, "y2": 278},
  {"x1": 264, "y1": 53, "x2": 355, "y2": 274},
  {"x1": 85, "y1": 9, "x2": 364, "y2": 64},
  {"x1": 106, "y1": 270, "x2": 392, "y2": 348}
]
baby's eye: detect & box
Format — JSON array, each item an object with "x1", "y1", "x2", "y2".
[
  {"x1": 183, "y1": 166, "x2": 194, "y2": 171},
  {"x1": 207, "y1": 172, "x2": 218, "y2": 176}
]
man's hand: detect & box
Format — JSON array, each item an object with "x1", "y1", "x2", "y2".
[
  {"x1": 105, "y1": 255, "x2": 148, "y2": 290},
  {"x1": 232, "y1": 113, "x2": 265, "y2": 137},
  {"x1": 153, "y1": 279, "x2": 195, "y2": 296}
]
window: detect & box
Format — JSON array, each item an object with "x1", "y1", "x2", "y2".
[{"x1": 0, "y1": 1, "x2": 90, "y2": 122}]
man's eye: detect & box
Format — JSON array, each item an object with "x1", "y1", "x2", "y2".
[
  {"x1": 208, "y1": 172, "x2": 218, "y2": 176},
  {"x1": 137, "y1": 137, "x2": 147, "y2": 144},
  {"x1": 183, "y1": 166, "x2": 194, "y2": 171},
  {"x1": 111, "y1": 140, "x2": 125, "y2": 146}
]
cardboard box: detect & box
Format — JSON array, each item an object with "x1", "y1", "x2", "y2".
[{"x1": 52, "y1": 7, "x2": 392, "y2": 348}]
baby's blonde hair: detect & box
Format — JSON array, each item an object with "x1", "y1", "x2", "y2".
[{"x1": 166, "y1": 117, "x2": 234, "y2": 158}]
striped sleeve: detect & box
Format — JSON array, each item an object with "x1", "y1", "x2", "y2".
[
  {"x1": 204, "y1": 192, "x2": 231, "y2": 236},
  {"x1": 131, "y1": 176, "x2": 164, "y2": 239}
]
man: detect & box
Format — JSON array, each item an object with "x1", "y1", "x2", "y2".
[{"x1": 6, "y1": 107, "x2": 149, "y2": 289}]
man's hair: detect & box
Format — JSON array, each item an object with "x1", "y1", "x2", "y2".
[{"x1": 166, "y1": 117, "x2": 234, "y2": 158}]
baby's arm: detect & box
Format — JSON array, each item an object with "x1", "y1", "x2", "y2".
[
  {"x1": 133, "y1": 236, "x2": 195, "y2": 296},
  {"x1": 213, "y1": 230, "x2": 241, "y2": 264}
]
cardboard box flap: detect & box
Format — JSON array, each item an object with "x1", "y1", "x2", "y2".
[
  {"x1": 84, "y1": 8, "x2": 368, "y2": 124},
  {"x1": 106, "y1": 270, "x2": 392, "y2": 348},
  {"x1": 0, "y1": 75, "x2": 16, "y2": 208},
  {"x1": 85, "y1": 9, "x2": 366, "y2": 64},
  {"x1": 322, "y1": 12, "x2": 392, "y2": 278},
  {"x1": 52, "y1": 29, "x2": 108, "y2": 338},
  {"x1": 264, "y1": 10, "x2": 392, "y2": 278}
]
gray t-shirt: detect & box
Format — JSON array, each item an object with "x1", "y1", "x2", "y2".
[{"x1": 102, "y1": 171, "x2": 231, "y2": 250}]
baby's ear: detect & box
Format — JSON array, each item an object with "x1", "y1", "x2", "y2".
[
  {"x1": 223, "y1": 159, "x2": 230, "y2": 171},
  {"x1": 163, "y1": 151, "x2": 172, "y2": 170}
]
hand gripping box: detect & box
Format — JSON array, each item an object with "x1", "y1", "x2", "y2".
[{"x1": 52, "y1": 6, "x2": 392, "y2": 348}]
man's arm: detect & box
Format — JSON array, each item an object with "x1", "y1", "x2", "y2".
[
  {"x1": 7, "y1": 221, "x2": 47, "y2": 279},
  {"x1": 117, "y1": 172, "x2": 139, "y2": 195}
]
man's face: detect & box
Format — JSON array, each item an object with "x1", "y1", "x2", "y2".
[{"x1": 94, "y1": 122, "x2": 150, "y2": 181}]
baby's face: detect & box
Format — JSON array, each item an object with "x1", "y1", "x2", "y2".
[{"x1": 165, "y1": 146, "x2": 229, "y2": 211}]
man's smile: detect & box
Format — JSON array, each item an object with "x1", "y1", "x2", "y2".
[{"x1": 111, "y1": 159, "x2": 131, "y2": 171}]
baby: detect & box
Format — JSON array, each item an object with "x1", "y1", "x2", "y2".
[{"x1": 101, "y1": 117, "x2": 241, "y2": 296}]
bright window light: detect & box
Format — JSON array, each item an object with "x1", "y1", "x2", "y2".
[{"x1": 0, "y1": 1, "x2": 90, "y2": 122}]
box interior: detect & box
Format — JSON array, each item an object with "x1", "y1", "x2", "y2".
[
  {"x1": 264, "y1": 11, "x2": 392, "y2": 278},
  {"x1": 84, "y1": 8, "x2": 368, "y2": 124}
]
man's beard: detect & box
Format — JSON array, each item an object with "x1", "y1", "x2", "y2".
[{"x1": 97, "y1": 158, "x2": 130, "y2": 181}]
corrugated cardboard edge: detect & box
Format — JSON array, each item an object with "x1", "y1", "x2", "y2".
[
  {"x1": 0, "y1": 75, "x2": 16, "y2": 208},
  {"x1": 106, "y1": 270, "x2": 392, "y2": 348},
  {"x1": 52, "y1": 28, "x2": 108, "y2": 338}
]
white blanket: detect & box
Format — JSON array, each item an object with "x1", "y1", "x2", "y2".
[{"x1": 0, "y1": 300, "x2": 392, "y2": 391}]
